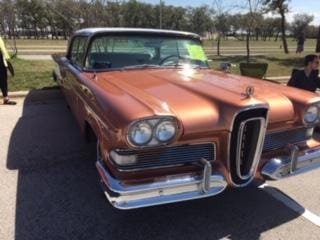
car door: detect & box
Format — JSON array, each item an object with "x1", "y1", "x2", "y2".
[{"x1": 65, "y1": 36, "x2": 89, "y2": 126}]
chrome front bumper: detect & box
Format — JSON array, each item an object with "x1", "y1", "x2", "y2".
[
  {"x1": 262, "y1": 145, "x2": 320, "y2": 180},
  {"x1": 96, "y1": 160, "x2": 227, "y2": 210}
]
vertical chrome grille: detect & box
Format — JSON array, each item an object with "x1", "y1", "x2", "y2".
[
  {"x1": 229, "y1": 108, "x2": 268, "y2": 186},
  {"x1": 237, "y1": 118, "x2": 266, "y2": 180}
]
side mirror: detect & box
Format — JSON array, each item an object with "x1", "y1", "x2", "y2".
[
  {"x1": 219, "y1": 62, "x2": 237, "y2": 73},
  {"x1": 220, "y1": 62, "x2": 232, "y2": 73}
]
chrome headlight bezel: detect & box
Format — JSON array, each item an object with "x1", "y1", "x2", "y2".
[
  {"x1": 303, "y1": 104, "x2": 320, "y2": 125},
  {"x1": 127, "y1": 117, "x2": 179, "y2": 147}
]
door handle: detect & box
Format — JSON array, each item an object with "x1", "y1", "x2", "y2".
[{"x1": 80, "y1": 84, "x2": 95, "y2": 100}]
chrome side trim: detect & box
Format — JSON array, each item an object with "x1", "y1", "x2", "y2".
[
  {"x1": 96, "y1": 160, "x2": 227, "y2": 209},
  {"x1": 236, "y1": 117, "x2": 267, "y2": 180},
  {"x1": 262, "y1": 146, "x2": 320, "y2": 180}
]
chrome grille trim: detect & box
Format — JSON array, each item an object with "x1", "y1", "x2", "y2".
[
  {"x1": 228, "y1": 107, "x2": 269, "y2": 187},
  {"x1": 263, "y1": 127, "x2": 313, "y2": 152},
  {"x1": 111, "y1": 143, "x2": 216, "y2": 171},
  {"x1": 236, "y1": 117, "x2": 267, "y2": 180}
]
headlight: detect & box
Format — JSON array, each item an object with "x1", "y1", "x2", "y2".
[
  {"x1": 155, "y1": 120, "x2": 177, "y2": 142},
  {"x1": 304, "y1": 105, "x2": 319, "y2": 124},
  {"x1": 128, "y1": 117, "x2": 179, "y2": 147},
  {"x1": 129, "y1": 121, "x2": 152, "y2": 145}
]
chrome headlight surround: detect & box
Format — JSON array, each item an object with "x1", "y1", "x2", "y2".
[
  {"x1": 304, "y1": 105, "x2": 319, "y2": 124},
  {"x1": 303, "y1": 103, "x2": 320, "y2": 126},
  {"x1": 127, "y1": 117, "x2": 179, "y2": 147}
]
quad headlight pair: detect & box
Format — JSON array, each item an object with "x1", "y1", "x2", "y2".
[{"x1": 128, "y1": 117, "x2": 178, "y2": 147}]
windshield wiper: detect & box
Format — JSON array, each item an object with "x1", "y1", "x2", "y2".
[{"x1": 121, "y1": 64, "x2": 162, "y2": 70}]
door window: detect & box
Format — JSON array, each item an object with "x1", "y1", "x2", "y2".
[{"x1": 70, "y1": 37, "x2": 87, "y2": 66}]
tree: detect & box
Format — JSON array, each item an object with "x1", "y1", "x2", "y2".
[
  {"x1": 264, "y1": 0, "x2": 290, "y2": 54},
  {"x1": 214, "y1": 14, "x2": 230, "y2": 56},
  {"x1": 212, "y1": 0, "x2": 231, "y2": 56},
  {"x1": 44, "y1": 0, "x2": 81, "y2": 39},
  {"x1": 122, "y1": 0, "x2": 144, "y2": 27},
  {"x1": 161, "y1": 5, "x2": 189, "y2": 30},
  {"x1": 291, "y1": 14, "x2": 313, "y2": 39},
  {"x1": 260, "y1": 17, "x2": 280, "y2": 41},
  {"x1": 252, "y1": 13, "x2": 264, "y2": 40},
  {"x1": 187, "y1": 5, "x2": 214, "y2": 35},
  {"x1": 0, "y1": 0, "x2": 18, "y2": 55},
  {"x1": 0, "y1": 0, "x2": 17, "y2": 39},
  {"x1": 243, "y1": 0, "x2": 264, "y2": 62},
  {"x1": 229, "y1": 14, "x2": 244, "y2": 40},
  {"x1": 106, "y1": 1, "x2": 122, "y2": 27},
  {"x1": 0, "y1": 0, "x2": 309, "y2": 43},
  {"x1": 271, "y1": 17, "x2": 282, "y2": 41}
]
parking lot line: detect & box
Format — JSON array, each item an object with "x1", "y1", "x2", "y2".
[{"x1": 258, "y1": 183, "x2": 320, "y2": 227}]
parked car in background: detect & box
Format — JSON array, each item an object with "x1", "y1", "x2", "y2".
[{"x1": 53, "y1": 28, "x2": 320, "y2": 209}]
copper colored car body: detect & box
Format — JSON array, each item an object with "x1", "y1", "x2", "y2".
[{"x1": 53, "y1": 28, "x2": 320, "y2": 209}]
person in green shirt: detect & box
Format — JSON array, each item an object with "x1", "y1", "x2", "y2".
[{"x1": 0, "y1": 35, "x2": 16, "y2": 105}]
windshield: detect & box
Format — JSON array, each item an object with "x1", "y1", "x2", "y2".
[{"x1": 85, "y1": 35, "x2": 208, "y2": 70}]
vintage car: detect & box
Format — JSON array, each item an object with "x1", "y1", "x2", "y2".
[{"x1": 53, "y1": 28, "x2": 320, "y2": 209}]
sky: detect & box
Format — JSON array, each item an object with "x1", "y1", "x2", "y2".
[{"x1": 141, "y1": 0, "x2": 320, "y2": 25}]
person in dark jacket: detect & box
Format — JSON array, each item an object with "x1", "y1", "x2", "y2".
[{"x1": 287, "y1": 54, "x2": 320, "y2": 92}]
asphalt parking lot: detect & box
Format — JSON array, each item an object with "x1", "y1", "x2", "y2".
[{"x1": 0, "y1": 89, "x2": 319, "y2": 240}]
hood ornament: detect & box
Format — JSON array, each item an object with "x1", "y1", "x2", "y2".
[{"x1": 242, "y1": 86, "x2": 255, "y2": 98}]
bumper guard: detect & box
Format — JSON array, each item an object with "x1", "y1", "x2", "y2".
[{"x1": 262, "y1": 145, "x2": 320, "y2": 180}]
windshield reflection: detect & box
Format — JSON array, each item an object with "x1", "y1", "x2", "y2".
[{"x1": 85, "y1": 36, "x2": 209, "y2": 71}]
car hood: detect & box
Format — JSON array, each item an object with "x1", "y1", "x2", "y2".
[{"x1": 92, "y1": 68, "x2": 319, "y2": 135}]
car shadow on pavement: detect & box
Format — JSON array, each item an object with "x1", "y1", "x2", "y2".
[{"x1": 6, "y1": 89, "x2": 301, "y2": 240}]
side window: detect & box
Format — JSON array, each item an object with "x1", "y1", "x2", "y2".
[{"x1": 70, "y1": 37, "x2": 87, "y2": 66}]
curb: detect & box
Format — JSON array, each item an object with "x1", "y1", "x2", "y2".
[
  {"x1": 7, "y1": 91, "x2": 29, "y2": 98},
  {"x1": 3, "y1": 87, "x2": 61, "y2": 99},
  {"x1": 266, "y1": 76, "x2": 290, "y2": 81}
]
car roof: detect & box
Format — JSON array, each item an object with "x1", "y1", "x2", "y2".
[{"x1": 74, "y1": 28, "x2": 200, "y2": 40}]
